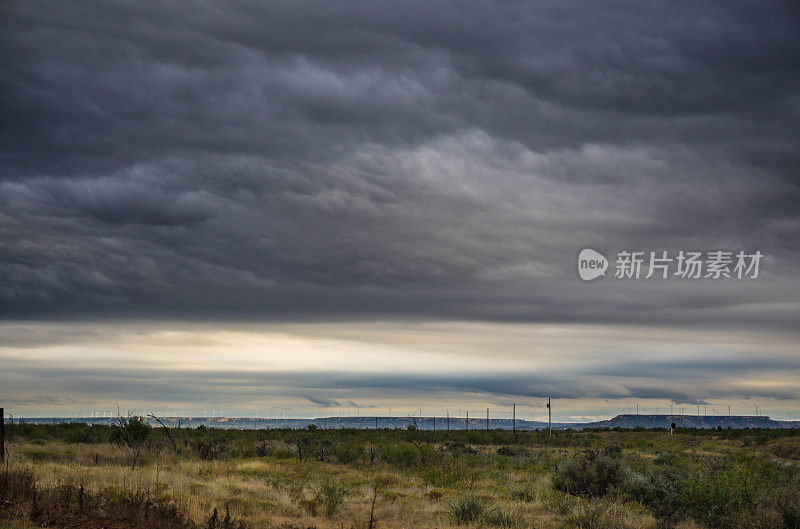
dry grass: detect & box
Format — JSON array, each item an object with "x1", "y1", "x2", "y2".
[
  {"x1": 1, "y1": 439, "x2": 656, "y2": 529},
  {"x1": 3, "y1": 426, "x2": 798, "y2": 529},
  {"x1": 0, "y1": 521, "x2": 40, "y2": 529}
]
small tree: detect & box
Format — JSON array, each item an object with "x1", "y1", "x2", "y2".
[
  {"x1": 290, "y1": 430, "x2": 337, "y2": 462},
  {"x1": 148, "y1": 413, "x2": 180, "y2": 452},
  {"x1": 368, "y1": 475, "x2": 393, "y2": 529},
  {"x1": 112, "y1": 414, "x2": 152, "y2": 469}
]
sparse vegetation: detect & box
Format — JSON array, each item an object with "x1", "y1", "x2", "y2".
[
  {"x1": 1, "y1": 422, "x2": 799, "y2": 528},
  {"x1": 483, "y1": 505, "x2": 522, "y2": 527},
  {"x1": 448, "y1": 494, "x2": 492, "y2": 523},
  {"x1": 552, "y1": 450, "x2": 625, "y2": 498}
]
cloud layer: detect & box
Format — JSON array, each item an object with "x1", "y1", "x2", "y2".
[
  {"x1": 1, "y1": 321, "x2": 797, "y2": 419},
  {"x1": 1, "y1": 1, "x2": 799, "y2": 415},
  {"x1": 2, "y1": 0, "x2": 799, "y2": 327}
]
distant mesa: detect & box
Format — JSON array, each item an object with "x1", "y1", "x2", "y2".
[{"x1": 15, "y1": 414, "x2": 800, "y2": 430}]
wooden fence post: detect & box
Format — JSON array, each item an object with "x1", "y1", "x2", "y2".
[{"x1": 1, "y1": 407, "x2": 5, "y2": 462}]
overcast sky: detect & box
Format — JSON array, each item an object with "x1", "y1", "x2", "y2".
[{"x1": 1, "y1": 0, "x2": 799, "y2": 420}]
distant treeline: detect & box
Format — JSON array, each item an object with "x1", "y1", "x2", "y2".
[{"x1": 5, "y1": 420, "x2": 800, "y2": 452}]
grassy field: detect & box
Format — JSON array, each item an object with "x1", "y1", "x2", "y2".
[{"x1": 1, "y1": 421, "x2": 799, "y2": 528}]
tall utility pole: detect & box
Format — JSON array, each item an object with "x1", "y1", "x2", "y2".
[
  {"x1": 466, "y1": 411, "x2": 469, "y2": 431},
  {"x1": 512, "y1": 403, "x2": 516, "y2": 433},
  {"x1": 486, "y1": 408, "x2": 489, "y2": 431},
  {"x1": 446, "y1": 410, "x2": 450, "y2": 431},
  {"x1": 547, "y1": 397, "x2": 552, "y2": 436},
  {"x1": 1, "y1": 407, "x2": 5, "y2": 463}
]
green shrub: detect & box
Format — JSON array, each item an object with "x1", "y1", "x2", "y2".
[
  {"x1": 379, "y1": 442, "x2": 420, "y2": 467},
  {"x1": 552, "y1": 451, "x2": 625, "y2": 498},
  {"x1": 623, "y1": 467, "x2": 686, "y2": 527},
  {"x1": 314, "y1": 480, "x2": 350, "y2": 517},
  {"x1": 625, "y1": 457, "x2": 795, "y2": 529},
  {"x1": 334, "y1": 441, "x2": 364, "y2": 465},
  {"x1": 772, "y1": 486, "x2": 800, "y2": 529}
]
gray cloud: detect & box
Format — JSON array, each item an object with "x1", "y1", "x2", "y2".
[
  {"x1": 2, "y1": 1, "x2": 799, "y2": 328},
  {"x1": 305, "y1": 396, "x2": 373, "y2": 409},
  {"x1": 5, "y1": 356, "x2": 798, "y2": 407},
  {"x1": 0, "y1": 394, "x2": 77, "y2": 407}
]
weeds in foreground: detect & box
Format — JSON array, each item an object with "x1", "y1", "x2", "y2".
[
  {"x1": 448, "y1": 496, "x2": 522, "y2": 527},
  {"x1": 565, "y1": 500, "x2": 625, "y2": 529},
  {"x1": 483, "y1": 506, "x2": 522, "y2": 527},
  {"x1": 448, "y1": 494, "x2": 492, "y2": 524},
  {"x1": 510, "y1": 483, "x2": 536, "y2": 502},
  {"x1": 0, "y1": 466, "x2": 247, "y2": 529},
  {"x1": 545, "y1": 490, "x2": 579, "y2": 517}
]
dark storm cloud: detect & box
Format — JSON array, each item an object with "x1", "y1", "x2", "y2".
[{"x1": 1, "y1": 0, "x2": 800, "y2": 330}]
